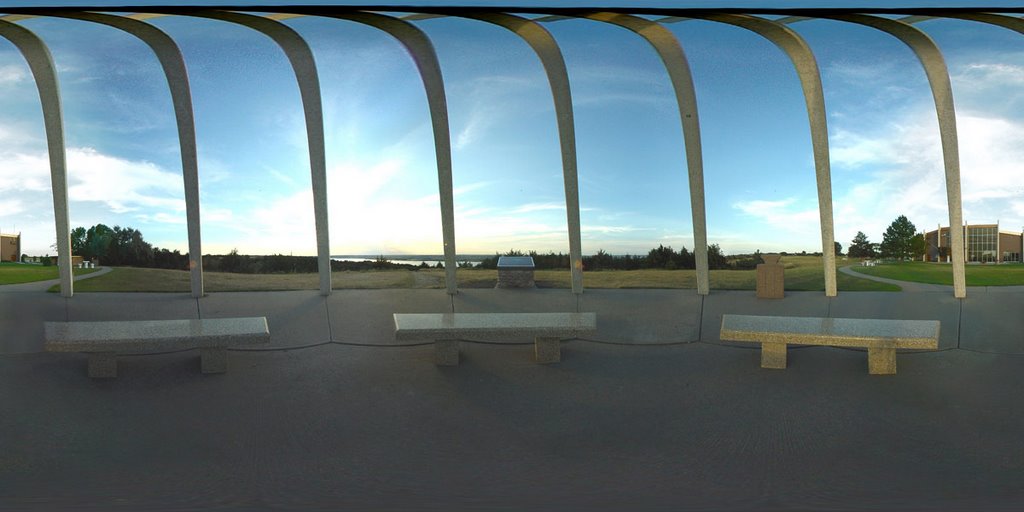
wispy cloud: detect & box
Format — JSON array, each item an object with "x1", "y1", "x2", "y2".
[
  {"x1": 952, "y1": 62, "x2": 1024, "y2": 90},
  {"x1": 569, "y1": 64, "x2": 674, "y2": 108},
  {"x1": 0, "y1": 64, "x2": 26, "y2": 85},
  {"x1": 733, "y1": 197, "x2": 820, "y2": 236},
  {"x1": 581, "y1": 224, "x2": 652, "y2": 234},
  {"x1": 511, "y1": 202, "x2": 565, "y2": 214},
  {"x1": 453, "y1": 74, "x2": 544, "y2": 150}
]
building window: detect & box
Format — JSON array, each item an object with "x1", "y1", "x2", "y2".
[{"x1": 967, "y1": 226, "x2": 998, "y2": 262}]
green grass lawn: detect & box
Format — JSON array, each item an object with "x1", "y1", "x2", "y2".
[
  {"x1": 0, "y1": 262, "x2": 99, "y2": 285},
  {"x1": 50, "y1": 256, "x2": 898, "y2": 292},
  {"x1": 849, "y1": 261, "x2": 1024, "y2": 286}
]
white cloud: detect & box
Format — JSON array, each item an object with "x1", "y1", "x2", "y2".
[
  {"x1": 210, "y1": 158, "x2": 451, "y2": 255},
  {"x1": 134, "y1": 212, "x2": 185, "y2": 225},
  {"x1": 66, "y1": 148, "x2": 185, "y2": 213},
  {"x1": 581, "y1": 224, "x2": 652, "y2": 234},
  {"x1": 0, "y1": 64, "x2": 26, "y2": 85},
  {"x1": 829, "y1": 107, "x2": 1024, "y2": 244},
  {"x1": 952, "y1": 62, "x2": 1024, "y2": 90},
  {"x1": 511, "y1": 202, "x2": 565, "y2": 214},
  {"x1": 0, "y1": 199, "x2": 24, "y2": 217},
  {"x1": 733, "y1": 197, "x2": 821, "y2": 236},
  {"x1": 0, "y1": 150, "x2": 51, "y2": 193}
]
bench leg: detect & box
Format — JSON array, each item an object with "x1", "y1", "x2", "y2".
[
  {"x1": 201, "y1": 347, "x2": 228, "y2": 374},
  {"x1": 868, "y1": 347, "x2": 896, "y2": 375},
  {"x1": 88, "y1": 352, "x2": 118, "y2": 378},
  {"x1": 535, "y1": 337, "x2": 560, "y2": 364},
  {"x1": 435, "y1": 340, "x2": 459, "y2": 366},
  {"x1": 761, "y1": 342, "x2": 787, "y2": 369}
]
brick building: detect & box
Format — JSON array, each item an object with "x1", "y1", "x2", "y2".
[
  {"x1": 924, "y1": 224, "x2": 1023, "y2": 263},
  {"x1": 0, "y1": 233, "x2": 20, "y2": 262}
]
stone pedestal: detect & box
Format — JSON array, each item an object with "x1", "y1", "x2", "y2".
[
  {"x1": 868, "y1": 346, "x2": 897, "y2": 375},
  {"x1": 756, "y1": 254, "x2": 785, "y2": 299},
  {"x1": 88, "y1": 352, "x2": 117, "y2": 378},
  {"x1": 496, "y1": 256, "x2": 536, "y2": 289},
  {"x1": 201, "y1": 347, "x2": 228, "y2": 373},
  {"x1": 435, "y1": 340, "x2": 459, "y2": 366},
  {"x1": 534, "y1": 337, "x2": 560, "y2": 363},
  {"x1": 760, "y1": 342, "x2": 787, "y2": 369}
]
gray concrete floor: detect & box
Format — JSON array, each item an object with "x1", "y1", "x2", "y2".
[{"x1": 2, "y1": 287, "x2": 1023, "y2": 510}]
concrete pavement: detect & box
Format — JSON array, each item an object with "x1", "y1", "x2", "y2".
[{"x1": 2, "y1": 286, "x2": 1023, "y2": 510}]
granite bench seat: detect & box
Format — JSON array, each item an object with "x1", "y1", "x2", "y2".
[
  {"x1": 44, "y1": 317, "x2": 270, "y2": 378},
  {"x1": 719, "y1": 314, "x2": 940, "y2": 375},
  {"x1": 394, "y1": 312, "x2": 597, "y2": 366}
]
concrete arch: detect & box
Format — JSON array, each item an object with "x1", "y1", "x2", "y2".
[
  {"x1": 456, "y1": 13, "x2": 585, "y2": 295},
  {"x1": 813, "y1": 14, "x2": 967, "y2": 298},
  {"x1": 664, "y1": 14, "x2": 838, "y2": 297},
  {"x1": 305, "y1": 12, "x2": 459, "y2": 295},
  {"x1": 0, "y1": 19, "x2": 71, "y2": 297},
  {"x1": 49, "y1": 12, "x2": 205, "y2": 298},
  {"x1": 578, "y1": 12, "x2": 710, "y2": 295},
  {"x1": 191, "y1": 11, "x2": 332, "y2": 296}
]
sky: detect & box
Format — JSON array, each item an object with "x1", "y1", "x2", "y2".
[{"x1": 2, "y1": 1, "x2": 1024, "y2": 257}]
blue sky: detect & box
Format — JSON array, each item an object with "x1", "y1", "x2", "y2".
[{"x1": 2, "y1": 1, "x2": 1024, "y2": 257}]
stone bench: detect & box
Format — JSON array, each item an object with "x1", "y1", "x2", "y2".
[
  {"x1": 394, "y1": 312, "x2": 597, "y2": 366},
  {"x1": 44, "y1": 317, "x2": 270, "y2": 378},
  {"x1": 719, "y1": 314, "x2": 939, "y2": 375}
]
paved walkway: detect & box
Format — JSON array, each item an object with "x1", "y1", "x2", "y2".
[
  {"x1": 0, "y1": 266, "x2": 112, "y2": 292},
  {"x1": 839, "y1": 264, "x2": 952, "y2": 292},
  {"x1": 2, "y1": 340, "x2": 1021, "y2": 511}
]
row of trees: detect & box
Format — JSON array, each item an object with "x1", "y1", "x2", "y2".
[
  {"x1": 71, "y1": 224, "x2": 188, "y2": 269},
  {"x1": 74, "y1": 223, "x2": 887, "y2": 274},
  {"x1": 478, "y1": 244, "x2": 747, "y2": 271},
  {"x1": 848, "y1": 215, "x2": 927, "y2": 260}
]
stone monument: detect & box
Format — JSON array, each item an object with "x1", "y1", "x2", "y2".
[
  {"x1": 496, "y1": 256, "x2": 536, "y2": 288},
  {"x1": 756, "y1": 254, "x2": 784, "y2": 299}
]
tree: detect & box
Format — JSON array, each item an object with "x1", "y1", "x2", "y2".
[
  {"x1": 646, "y1": 244, "x2": 676, "y2": 269},
  {"x1": 848, "y1": 231, "x2": 874, "y2": 258},
  {"x1": 72, "y1": 224, "x2": 155, "y2": 266},
  {"x1": 707, "y1": 244, "x2": 728, "y2": 270},
  {"x1": 834, "y1": 241, "x2": 843, "y2": 256},
  {"x1": 84, "y1": 224, "x2": 113, "y2": 262},
  {"x1": 910, "y1": 233, "x2": 927, "y2": 260},
  {"x1": 71, "y1": 227, "x2": 87, "y2": 256},
  {"x1": 880, "y1": 215, "x2": 917, "y2": 260}
]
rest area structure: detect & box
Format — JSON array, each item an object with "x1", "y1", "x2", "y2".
[{"x1": 14, "y1": 5, "x2": 1024, "y2": 301}]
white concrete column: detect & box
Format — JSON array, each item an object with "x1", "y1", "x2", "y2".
[
  {"x1": 460, "y1": 13, "x2": 585, "y2": 295},
  {"x1": 0, "y1": 19, "x2": 72, "y2": 297},
  {"x1": 824, "y1": 14, "x2": 966, "y2": 298},
  {"x1": 580, "y1": 13, "x2": 710, "y2": 295},
  {"x1": 689, "y1": 14, "x2": 838, "y2": 297},
  {"x1": 195, "y1": 11, "x2": 332, "y2": 296},
  {"x1": 55, "y1": 12, "x2": 205, "y2": 297}
]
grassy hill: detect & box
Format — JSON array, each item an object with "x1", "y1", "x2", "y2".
[{"x1": 56, "y1": 256, "x2": 898, "y2": 292}]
